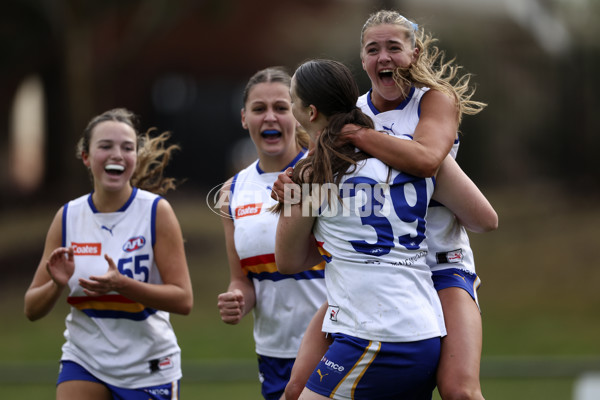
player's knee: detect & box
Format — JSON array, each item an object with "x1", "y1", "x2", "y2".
[{"x1": 284, "y1": 380, "x2": 304, "y2": 400}]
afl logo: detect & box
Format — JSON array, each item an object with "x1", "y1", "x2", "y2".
[{"x1": 123, "y1": 236, "x2": 146, "y2": 252}]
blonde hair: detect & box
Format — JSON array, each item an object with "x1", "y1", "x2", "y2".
[
  {"x1": 361, "y1": 10, "x2": 487, "y2": 124},
  {"x1": 77, "y1": 108, "x2": 179, "y2": 195}
]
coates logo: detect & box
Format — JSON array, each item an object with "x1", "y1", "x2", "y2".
[
  {"x1": 235, "y1": 203, "x2": 262, "y2": 218},
  {"x1": 123, "y1": 236, "x2": 146, "y2": 252},
  {"x1": 71, "y1": 242, "x2": 101, "y2": 256}
]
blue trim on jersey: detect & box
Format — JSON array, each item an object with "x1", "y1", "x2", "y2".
[
  {"x1": 287, "y1": 148, "x2": 307, "y2": 168},
  {"x1": 87, "y1": 193, "x2": 96, "y2": 212},
  {"x1": 118, "y1": 187, "x2": 138, "y2": 211},
  {"x1": 255, "y1": 148, "x2": 307, "y2": 175},
  {"x1": 366, "y1": 87, "x2": 415, "y2": 115},
  {"x1": 86, "y1": 187, "x2": 138, "y2": 213},
  {"x1": 229, "y1": 173, "x2": 239, "y2": 218},
  {"x1": 61, "y1": 203, "x2": 69, "y2": 247},
  {"x1": 417, "y1": 88, "x2": 424, "y2": 117},
  {"x1": 80, "y1": 307, "x2": 158, "y2": 321},
  {"x1": 248, "y1": 269, "x2": 325, "y2": 282},
  {"x1": 151, "y1": 196, "x2": 161, "y2": 247}
]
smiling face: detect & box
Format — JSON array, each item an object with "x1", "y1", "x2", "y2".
[
  {"x1": 241, "y1": 81, "x2": 299, "y2": 164},
  {"x1": 361, "y1": 23, "x2": 418, "y2": 111},
  {"x1": 82, "y1": 120, "x2": 137, "y2": 194}
]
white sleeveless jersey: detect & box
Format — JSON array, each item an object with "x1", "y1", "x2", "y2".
[
  {"x1": 61, "y1": 188, "x2": 181, "y2": 388},
  {"x1": 358, "y1": 89, "x2": 476, "y2": 274},
  {"x1": 229, "y1": 153, "x2": 327, "y2": 358},
  {"x1": 313, "y1": 157, "x2": 446, "y2": 342}
]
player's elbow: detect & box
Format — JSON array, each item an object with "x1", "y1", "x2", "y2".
[
  {"x1": 484, "y1": 210, "x2": 499, "y2": 232},
  {"x1": 275, "y1": 251, "x2": 303, "y2": 275},
  {"x1": 24, "y1": 308, "x2": 39, "y2": 322},
  {"x1": 414, "y1": 155, "x2": 441, "y2": 177},
  {"x1": 179, "y1": 300, "x2": 193, "y2": 316},
  {"x1": 468, "y1": 210, "x2": 498, "y2": 233},
  {"x1": 479, "y1": 208, "x2": 498, "y2": 233},
  {"x1": 174, "y1": 292, "x2": 194, "y2": 315},
  {"x1": 24, "y1": 304, "x2": 46, "y2": 322},
  {"x1": 275, "y1": 258, "x2": 297, "y2": 275}
]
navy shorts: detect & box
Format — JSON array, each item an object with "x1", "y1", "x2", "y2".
[
  {"x1": 305, "y1": 333, "x2": 440, "y2": 399},
  {"x1": 432, "y1": 267, "x2": 481, "y2": 308},
  {"x1": 257, "y1": 354, "x2": 295, "y2": 400},
  {"x1": 57, "y1": 360, "x2": 179, "y2": 400}
]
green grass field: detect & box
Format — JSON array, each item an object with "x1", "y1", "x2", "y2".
[{"x1": 1, "y1": 185, "x2": 599, "y2": 399}]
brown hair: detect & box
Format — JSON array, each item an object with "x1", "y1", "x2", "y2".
[
  {"x1": 291, "y1": 59, "x2": 373, "y2": 189},
  {"x1": 77, "y1": 108, "x2": 179, "y2": 195}
]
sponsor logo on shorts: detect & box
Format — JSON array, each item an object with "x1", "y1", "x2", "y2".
[
  {"x1": 453, "y1": 273, "x2": 466, "y2": 282},
  {"x1": 71, "y1": 242, "x2": 101, "y2": 256},
  {"x1": 317, "y1": 369, "x2": 329, "y2": 382},
  {"x1": 321, "y1": 356, "x2": 345, "y2": 372},
  {"x1": 146, "y1": 388, "x2": 171, "y2": 396},
  {"x1": 123, "y1": 236, "x2": 146, "y2": 252},
  {"x1": 235, "y1": 203, "x2": 262, "y2": 218}
]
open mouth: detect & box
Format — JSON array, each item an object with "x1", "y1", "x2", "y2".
[
  {"x1": 378, "y1": 69, "x2": 395, "y2": 84},
  {"x1": 105, "y1": 164, "x2": 125, "y2": 175},
  {"x1": 262, "y1": 130, "x2": 282, "y2": 139}
]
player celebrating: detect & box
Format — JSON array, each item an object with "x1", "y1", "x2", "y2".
[{"x1": 24, "y1": 108, "x2": 193, "y2": 400}]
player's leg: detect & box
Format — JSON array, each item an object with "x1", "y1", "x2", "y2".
[
  {"x1": 57, "y1": 380, "x2": 111, "y2": 400},
  {"x1": 284, "y1": 302, "x2": 331, "y2": 400},
  {"x1": 56, "y1": 360, "x2": 111, "y2": 400},
  {"x1": 436, "y1": 286, "x2": 484, "y2": 400},
  {"x1": 297, "y1": 387, "x2": 330, "y2": 399}
]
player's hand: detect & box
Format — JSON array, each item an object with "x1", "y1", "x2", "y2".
[
  {"x1": 46, "y1": 247, "x2": 75, "y2": 287},
  {"x1": 79, "y1": 254, "x2": 123, "y2": 296},
  {"x1": 217, "y1": 289, "x2": 245, "y2": 324},
  {"x1": 271, "y1": 167, "x2": 301, "y2": 204},
  {"x1": 339, "y1": 123, "x2": 363, "y2": 146}
]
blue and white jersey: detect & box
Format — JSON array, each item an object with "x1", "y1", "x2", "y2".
[
  {"x1": 61, "y1": 188, "x2": 181, "y2": 388},
  {"x1": 313, "y1": 157, "x2": 446, "y2": 342},
  {"x1": 357, "y1": 88, "x2": 476, "y2": 274},
  {"x1": 229, "y1": 152, "x2": 327, "y2": 358}
]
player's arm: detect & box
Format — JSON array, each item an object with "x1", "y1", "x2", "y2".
[
  {"x1": 285, "y1": 302, "x2": 332, "y2": 400},
  {"x1": 142, "y1": 198, "x2": 194, "y2": 314},
  {"x1": 24, "y1": 207, "x2": 67, "y2": 321},
  {"x1": 345, "y1": 89, "x2": 458, "y2": 177},
  {"x1": 275, "y1": 202, "x2": 321, "y2": 274},
  {"x1": 79, "y1": 198, "x2": 194, "y2": 315},
  {"x1": 217, "y1": 178, "x2": 256, "y2": 324},
  {"x1": 432, "y1": 156, "x2": 498, "y2": 233}
]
